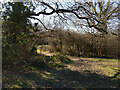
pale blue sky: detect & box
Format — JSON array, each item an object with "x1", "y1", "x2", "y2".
[{"x1": 1, "y1": 0, "x2": 119, "y2": 33}]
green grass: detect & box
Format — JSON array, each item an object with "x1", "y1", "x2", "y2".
[
  {"x1": 80, "y1": 57, "x2": 118, "y2": 61},
  {"x1": 80, "y1": 57, "x2": 119, "y2": 78},
  {"x1": 36, "y1": 48, "x2": 119, "y2": 79}
]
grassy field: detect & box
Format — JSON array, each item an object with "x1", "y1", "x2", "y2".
[{"x1": 3, "y1": 48, "x2": 119, "y2": 88}]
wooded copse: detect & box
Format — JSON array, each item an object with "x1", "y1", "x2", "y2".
[
  {"x1": 37, "y1": 28, "x2": 118, "y2": 58},
  {"x1": 1, "y1": 1, "x2": 119, "y2": 67}
]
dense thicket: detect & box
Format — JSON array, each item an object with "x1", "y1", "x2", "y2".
[{"x1": 2, "y1": 2, "x2": 37, "y2": 66}]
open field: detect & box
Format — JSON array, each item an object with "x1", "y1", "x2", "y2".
[{"x1": 3, "y1": 49, "x2": 119, "y2": 88}]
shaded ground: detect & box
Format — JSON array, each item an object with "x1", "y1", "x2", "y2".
[{"x1": 3, "y1": 51, "x2": 119, "y2": 88}]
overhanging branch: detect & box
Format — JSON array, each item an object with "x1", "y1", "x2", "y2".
[{"x1": 30, "y1": 2, "x2": 118, "y2": 36}]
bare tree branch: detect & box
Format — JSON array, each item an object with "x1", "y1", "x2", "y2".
[{"x1": 30, "y1": 1, "x2": 119, "y2": 35}]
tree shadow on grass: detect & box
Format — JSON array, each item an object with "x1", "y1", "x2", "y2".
[
  {"x1": 3, "y1": 66, "x2": 119, "y2": 88},
  {"x1": 2, "y1": 55, "x2": 119, "y2": 88},
  {"x1": 40, "y1": 68, "x2": 118, "y2": 88}
]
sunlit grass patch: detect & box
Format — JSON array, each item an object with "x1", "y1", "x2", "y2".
[
  {"x1": 92, "y1": 58, "x2": 118, "y2": 62},
  {"x1": 40, "y1": 73, "x2": 55, "y2": 79},
  {"x1": 37, "y1": 49, "x2": 40, "y2": 53},
  {"x1": 80, "y1": 57, "x2": 118, "y2": 62},
  {"x1": 44, "y1": 71, "x2": 51, "y2": 75},
  {"x1": 37, "y1": 49, "x2": 49, "y2": 53},
  {"x1": 78, "y1": 57, "x2": 119, "y2": 78},
  {"x1": 12, "y1": 84, "x2": 22, "y2": 88},
  {"x1": 93, "y1": 65, "x2": 117, "y2": 77},
  {"x1": 80, "y1": 58, "x2": 118, "y2": 67}
]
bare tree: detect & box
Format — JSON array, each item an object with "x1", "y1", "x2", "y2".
[{"x1": 29, "y1": 0, "x2": 119, "y2": 36}]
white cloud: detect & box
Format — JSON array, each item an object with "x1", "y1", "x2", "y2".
[{"x1": 0, "y1": 0, "x2": 3, "y2": 3}]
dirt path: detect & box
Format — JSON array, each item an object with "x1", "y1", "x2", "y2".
[{"x1": 39, "y1": 52, "x2": 56, "y2": 56}]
